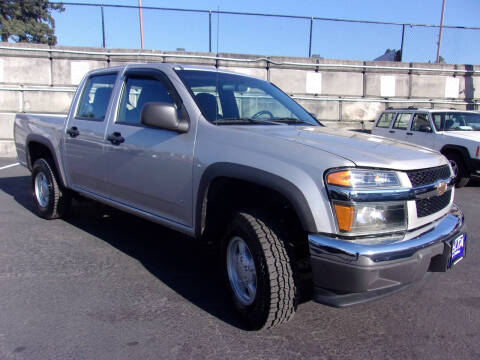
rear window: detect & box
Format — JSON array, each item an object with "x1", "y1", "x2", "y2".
[
  {"x1": 393, "y1": 113, "x2": 411, "y2": 130},
  {"x1": 76, "y1": 73, "x2": 117, "y2": 121},
  {"x1": 376, "y1": 113, "x2": 395, "y2": 128}
]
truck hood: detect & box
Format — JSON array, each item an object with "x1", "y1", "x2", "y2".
[
  {"x1": 440, "y1": 131, "x2": 480, "y2": 142},
  {"x1": 237, "y1": 125, "x2": 447, "y2": 170}
]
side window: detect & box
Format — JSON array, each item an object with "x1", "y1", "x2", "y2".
[
  {"x1": 433, "y1": 114, "x2": 443, "y2": 131},
  {"x1": 393, "y1": 113, "x2": 411, "y2": 130},
  {"x1": 117, "y1": 76, "x2": 175, "y2": 125},
  {"x1": 376, "y1": 113, "x2": 395, "y2": 128},
  {"x1": 76, "y1": 74, "x2": 117, "y2": 121},
  {"x1": 411, "y1": 113, "x2": 432, "y2": 132}
]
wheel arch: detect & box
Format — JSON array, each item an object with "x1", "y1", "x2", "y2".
[
  {"x1": 26, "y1": 134, "x2": 67, "y2": 187},
  {"x1": 440, "y1": 144, "x2": 471, "y2": 171},
  {"x1": 195, "y1": 162, "x2": 317, "y2": 239}
]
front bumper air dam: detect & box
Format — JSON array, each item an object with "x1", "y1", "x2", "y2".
[{"x1": 308, "y1": 205, "x2": 466, "y2": 307}]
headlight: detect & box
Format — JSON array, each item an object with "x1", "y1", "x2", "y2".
[
  {"x1": 327, "y1": 169, "x2": 400, "y2": 188},
  {"x1": 333, "y1": 201, "x2": 407, "y2": 234},
  {"x1": 326, "y1": 168, "x2": 407, "y2": 236}
]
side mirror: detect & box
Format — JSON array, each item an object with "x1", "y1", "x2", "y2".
[
  {"x1": 141, "y1": 102, "x2": 189, "y2": 133},
  {"x1": 419, "y1": 125, "x2": 432, "y2": 133}
]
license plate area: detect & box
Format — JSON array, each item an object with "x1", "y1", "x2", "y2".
[
  {"x1": 429, "y1": 233, "x2": 467, "y2": 272},
  {"x1": 449, "y1": 234, "x2": 466, "y2": 267}
]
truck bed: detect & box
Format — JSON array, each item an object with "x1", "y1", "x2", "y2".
[{"x1": 14, "y1": 113, "x2": 67, "y2": 168}]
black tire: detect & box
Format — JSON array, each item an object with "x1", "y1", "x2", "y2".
[
  {"x1": 31, "y1": 158, "x2": 71, "y2": 219},
  {"x1": 222, "y1": 211, "x2": 297, "y2": 330},
  {"x1": 446, "y1": 152, "x2": 470, "y2": 188}
]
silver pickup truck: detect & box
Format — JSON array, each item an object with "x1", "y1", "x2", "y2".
[{"x1": 14, "y1": 63, "x2": 466, "y2": 330}]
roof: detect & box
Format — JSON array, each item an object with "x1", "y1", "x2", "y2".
[
  {"x1": 87, "y1": 62, "x2": 258, "y2": 79},
  {"x1": 383, "y1": 107, "x2": 477, "y2": 113}
]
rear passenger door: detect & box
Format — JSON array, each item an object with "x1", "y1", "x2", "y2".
[
  {"x1": 64, "y1": 72, "x2": 118, "y2": 195},
  {"x1": 388, "y1": 112, "x2": 412, "y2": 142},
  {"x1": 103, "y1": 69, "x2": 196, "y2": 227},
  {"x1": 405, "y1": 113, "x2": 435, "y2": 148}
]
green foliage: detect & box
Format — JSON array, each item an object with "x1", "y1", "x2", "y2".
[{"x1": 0, "y1": 0, "x2": 64, "y2": 45}]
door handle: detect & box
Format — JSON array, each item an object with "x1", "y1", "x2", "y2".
[
  {"x1": 107, "y1": 132, "x2": 125, "y2": 145},
  {"x1": 388, "y1": 130, "x2": 395, "y2": 133},
  {"x1": 66, "y1": 126, "x2": 80, "y2": 138},
  {"x1": 406, "y1": 132, "x2": 413, "y2": 135}
]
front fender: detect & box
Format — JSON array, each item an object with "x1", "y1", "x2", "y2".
[{"x1": 195, "y1": 162, "x2": 323, "y2": 237}]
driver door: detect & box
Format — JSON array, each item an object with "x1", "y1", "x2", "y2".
[{"x1": 103, "y1": 69, "x2": 195, "y2": 227}]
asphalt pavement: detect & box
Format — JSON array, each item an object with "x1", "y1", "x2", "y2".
[{"x1": 0, "y1": 158, "x2": 479, "y2": 360}]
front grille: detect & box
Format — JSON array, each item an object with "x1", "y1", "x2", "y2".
[
  {"x1": 416, "y1": 190, "x2": 452, "y2": 217},
  {"x1": 406, "y1": 165, "x2": 451, "y2": 187}
]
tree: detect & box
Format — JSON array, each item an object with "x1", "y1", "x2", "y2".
[{"x1": 0, "y1": 1, "x2": 64, "y2": 45}]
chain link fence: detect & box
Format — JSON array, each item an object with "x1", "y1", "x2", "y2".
[{"x1": 52, "y1": 2, "x2": 480, "y2": 64}]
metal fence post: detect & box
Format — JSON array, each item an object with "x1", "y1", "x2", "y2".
[
  {"x1": 209, "y1": 11, "x2": 212, "y2": 52},
  {"x1": 138, "y1": 0, "x2": 145, "y2": 50},
  {"x1": 308, "y1": 17, "x2": 313, "y2": 58},
  {"x1": 400, "y1": 24, "x2": 405, "y2": 61},
  {"x1": 436, "y1": 0, "x2": 446, "y2": 63},
  {"x1": 101, "y1": 5, "x2": 106, "y2": 48}
]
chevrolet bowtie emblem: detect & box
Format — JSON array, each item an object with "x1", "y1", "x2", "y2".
[{"x1": 436, "y1": 181, "x2": 447, "y2": 196}]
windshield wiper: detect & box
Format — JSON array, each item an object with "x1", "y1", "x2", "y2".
[
  {"x1": 271, "y1": 117, "x2": 315, "y2": 125},
  {"x1": 212, "y1": 117, "x2": 281, "y2": 125},
  {"x1": 212, "y1": 117, "x2": 318, "y2": 126}
]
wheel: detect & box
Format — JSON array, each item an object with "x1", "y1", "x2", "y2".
[
  {"x1": 446, "y1": 152, "x2": 470, "y2": 188},
  {"x1": 223, "y1": 211, "x2": 297, "y2": 330},
  {"x1": 31, "y1": 158, "x2": 71, "y2": 219}
]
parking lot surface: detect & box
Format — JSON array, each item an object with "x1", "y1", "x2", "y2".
[{"x1": 0, "y1": 157, "x2": 479, "y2": 360}]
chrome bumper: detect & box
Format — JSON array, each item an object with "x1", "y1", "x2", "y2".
[
  {"x1": 309, "y1": 205, "x2": 464, "y2": 264},
  {"x1": 308, "y1": 205, "x2": 466, "y2": 306}
]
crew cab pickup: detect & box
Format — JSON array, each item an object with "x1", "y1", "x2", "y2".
[{"x1": 14, "y1": 64, "x2": 467, "y2": 330}]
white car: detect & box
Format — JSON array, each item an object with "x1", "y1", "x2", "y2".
[{"x1": 372, "y1": 107, "x2": 480, "y2": 187}]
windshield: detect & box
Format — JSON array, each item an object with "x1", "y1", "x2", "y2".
[
  {"x1": 433, "y1": 112, "x2": 480, "y2": 131},
  {"x1": 175, "y1": 69, "x2": 320, "y2": 126}
]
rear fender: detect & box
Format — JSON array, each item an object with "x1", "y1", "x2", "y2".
[{"x1": 26, "y1": 134, "x2": 68, "y2": 187}]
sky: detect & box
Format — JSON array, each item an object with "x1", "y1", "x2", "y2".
[{"x1": 51, "y1": 0, "x2": 480, "y2": 64}]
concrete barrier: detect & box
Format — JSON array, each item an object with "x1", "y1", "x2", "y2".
[{"x1": 0, "y1": 42, "x2": 478, "y2": 157}]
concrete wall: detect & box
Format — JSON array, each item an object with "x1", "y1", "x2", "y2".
[{"x1": 0, "y1": 42, "x2": 478, "y2": 156}]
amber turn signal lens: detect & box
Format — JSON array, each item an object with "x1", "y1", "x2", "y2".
[
  {"x1": 327, "y1": 170, "x2": 351, "y2": 187},
  {"x1": 333, "y1": 204, "x2": 354, "y2": 232}
]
